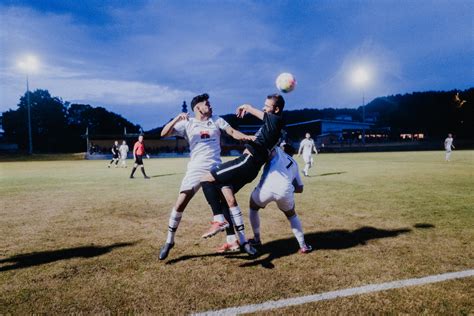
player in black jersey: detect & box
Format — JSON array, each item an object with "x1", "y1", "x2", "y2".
[
  {"x1": 108, "y1": 140, "x2": 120, "y2": 168},
  {"x1": 200, "y1": 93, "x2": 285, "y2": 255}
]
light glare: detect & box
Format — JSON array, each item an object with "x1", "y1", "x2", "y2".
[{"x1": 18, "y1": 55, "x2": 40, "y2": 73}]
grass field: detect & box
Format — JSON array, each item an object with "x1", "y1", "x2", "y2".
[{"x1": 1, "y1": 151, "x2": 473, "y2": 314}]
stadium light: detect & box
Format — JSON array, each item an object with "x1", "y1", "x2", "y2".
[
  {"x1": 351, "y1": 65, "x2": 371, "y2": 145},
  {"x1": 17, "y1": 55, "x2": 40, "y2": 155}
]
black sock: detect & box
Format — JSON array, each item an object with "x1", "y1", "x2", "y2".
[
  {"x1": 201, "y1": 181, "x2": 223, "y2": 216},
  {"x1": 115, "y1": 160, "x2": 119, "y2": 165},
  {"x1": 130, "y1": 167, "x2": 137, "y2": 176},
  {"x1": 222, "y1": 200, "x2": 235, "y2": 235},
  {"x1": 141, "y1": 167, "x2": 148, "y2": 177},
  {"x1": 109, "y1": 160, "x2": 114, "y2": 164}
]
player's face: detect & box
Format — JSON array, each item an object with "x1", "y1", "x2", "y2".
[
  {"x1": 305, "y1": 133, "x2": 310, "y2": 138},
  {"x1": 263, "y1": 99, "x2": 277, "y2": 114},
  {"x1": 195, "y1": 100, "x2": 212, "y2": 116},
  {"x1": 139, "y1": 136, "x2": 144, "y2": 142}
]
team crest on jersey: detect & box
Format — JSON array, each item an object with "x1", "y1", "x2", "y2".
[{"x1": 200, "y1": 130, "x2": 210, "y2": 139}]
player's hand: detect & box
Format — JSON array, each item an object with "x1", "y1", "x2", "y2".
[
  {"x1": 236, "y1": 104, "x2": 251, "y2": 118},
  {"x1": 146, "y1": 154, "x2": 150, "y2": 159},
  {"x1": 176, "y1": 112, "x2": 189, "y2": 122},
  {"x1": 242, "y1": 135, "x2": 256, "y2": 141}
]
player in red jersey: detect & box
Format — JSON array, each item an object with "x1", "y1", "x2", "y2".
[{"x1": 130, "y1": 135, "x2": 150, "y2": 179}]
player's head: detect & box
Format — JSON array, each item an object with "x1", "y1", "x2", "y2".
[
  {"x1": 114, "y1": 140, "x2": 118, "y2": 145},
  {"x1": 122, "y1": 140, "x2": 126, "y2": 145},
  {"x1": 282, "y1": 143, "x2": 296, "y2": 156},
  {"x1": 264, "y1": 94, "x2": 285, "y2": 115},
  {"x1": 448, "y1": 133, "x2": 452, "y2": 137},
  {"x1": 138, "y1": 135, "x2": 144, "y2": 142},
  {"x1": 191, "y1": 93, "x2": 212, "y2": 116},
  {"x1": 305, "y1": 133, "x2": 310, "y2": 139}
]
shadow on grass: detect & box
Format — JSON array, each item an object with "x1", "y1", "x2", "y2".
[
  {"x1": 151, "y1": 173, "x2": 181, "y2": 178},
  {"x1": 165, "y1": 226, "x2": 428, "y2": 267},
  {"x1": 0, "y1": 242, "x2": 137, "y2": 272},
  {"x1": 317, "y1": 171, "x2": 347, "y2": 177}
]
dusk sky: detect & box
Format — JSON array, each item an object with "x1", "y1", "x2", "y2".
[{"x1": 1, "y1": 0, "x2": 473, "y2": 129}]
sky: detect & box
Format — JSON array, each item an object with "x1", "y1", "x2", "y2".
[{"x1": 1, "y1": 0, "x2": 473, "y2": 129}]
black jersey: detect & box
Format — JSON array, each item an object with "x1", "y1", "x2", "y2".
[
  {"x1": 112, "y1": 144, "x2": 119, "y2": 157},
  {"x1": 245, "y1": 112, "x2": 284, "y2": 161}
]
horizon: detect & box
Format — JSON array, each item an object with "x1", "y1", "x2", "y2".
[{"x1": 1, "y1": 0, "x2": 473, "y2": 129}]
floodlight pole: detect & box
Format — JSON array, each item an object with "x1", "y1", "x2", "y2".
[
  {"x1": 362, "y1": 89, "x2": 365, "y2": 145},
  {"x1": 26, "y1": 74, "x2": 33, "y2": 155}
]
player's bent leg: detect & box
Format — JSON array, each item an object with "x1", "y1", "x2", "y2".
[
  {"x1": 282, "y1": 207, "x2": 312, "y2": 254},
  {"x1": 248, "y1": 194, "x2": 263, "y2": 247}
]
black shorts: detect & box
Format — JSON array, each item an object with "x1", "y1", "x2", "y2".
[
  {"x1": 210, "y1": 154, "x2": 264, "y2": 194},
  {"x1": 135, "y1": 155, "x2": 144, "y2": 165},
  {"x1": 113, "y1": 153, "x2": 119, "y2": 159}
]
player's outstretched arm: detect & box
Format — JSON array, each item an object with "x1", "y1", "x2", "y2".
[
  {"x1": 225, "y1": 126, "x2": 256, "y2": 141},
  {"x1": 161, "y1": 113, "x2": 189, "y2": 137},
  {"x1": 235, "y1": 104, "x2": 264, "y2": 120}
]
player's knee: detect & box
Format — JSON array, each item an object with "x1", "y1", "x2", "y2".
[{"x1": 283, "y1": 209, "x2": 296, "y2": 218}]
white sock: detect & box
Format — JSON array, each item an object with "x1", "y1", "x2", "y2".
[
  {"x1": 166, "y1": 208, "x2": 182, "y2": 244},
  {"x1": 249, "y1": 208, "x2": 260, "y2": 241},
  {"x1": 288, "y1": 214, "x2": 305, "y2": 248},
  {"x1": 213, "y1": 214, "x2": 225, "y2": 223},
  {"x1": 304, "y1": 163, "x2": 310, "y2": 175},
  {"x1": 226, "y1": 234, "x2": 237, "y2": 244},
  {"x1": 229, "y1": 206, "x2": 247, "y2": 244}
]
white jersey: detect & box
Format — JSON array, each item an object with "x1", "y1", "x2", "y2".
[
  {"x1": 171, "y1": 116, "x2": 229, "y2": 169},
  {"x1": 299, "y1": 138, "x2": 316, "y2": 156},
  {"x1": 119, "y1": 144, "x2": 129, "y2": 157},
  {"x1": 444, "y1": 137, "x2": 453, "y2": 151},
  {"x1": 257, "y1": 147, "x2": 303, "y2": 197}
]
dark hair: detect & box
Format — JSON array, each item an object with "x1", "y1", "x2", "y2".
[
  {"x1": 191, "y1": 93, "x2": 209, "y2": 111},
  {"x1": 282, "y1": 144, "x2": 295, "y2": 156},
  {"x1": 267, "y1": 93, "x2": 285, "y2": 114}
]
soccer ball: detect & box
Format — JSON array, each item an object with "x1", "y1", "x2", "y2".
[{"x1": 275, "y1": 73, "x2": 297, "y2": 93}]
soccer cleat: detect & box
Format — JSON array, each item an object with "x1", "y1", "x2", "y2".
[
  {"x1": 248, "y1": 238, "x2": 262, "y2": 247},
  {"x1": 144, "y1": 176, "x2": 150, "y2": 179},
  {"x1": 158, "y1": 243, "x2": 174, "y2": 260},
  {"x1": 216, "y1": 240, "x2": 240, "y2": 253},
  {"x1": 299, "y1": 244, "x2": 313, "y2": 254},
  {"x1": 201, "y1": 221, "x2": 229, "y2": 239},
  {"x1": 241, "y1": 242, "x2": 258, "y2": 256},
  {"x1": 130, "y1": 176, "x2": 134, "y2": 179}
]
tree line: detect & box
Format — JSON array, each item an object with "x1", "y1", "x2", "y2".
[
  {"x1": 2, "y1": 89, "x2": 141, "y2": 152},
  {"x1": 2, "y1": 88, "x2": 472, "y2": 153}
]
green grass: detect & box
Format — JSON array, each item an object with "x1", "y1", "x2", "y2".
[{"x1": 1, "y1": 151, "x2": 473, "y2": 314}]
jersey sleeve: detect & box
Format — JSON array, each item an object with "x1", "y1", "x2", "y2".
[
  {"x1": 170, "y1": 120, "x2": 187, "y2": 137},
  {"x1": 215, "y1": 117, "x2": 230, "y2": 130}
]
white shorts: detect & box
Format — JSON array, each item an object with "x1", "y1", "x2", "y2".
[
  {"x1": 251, "y1": 187, "x2": 295, "y2": 212},
  {"x1": 303, "y1": 154, "x2": 313, "y2": 165},
  {"x1": 179, "y1": 162, "x2": 219, "y2": 193}
]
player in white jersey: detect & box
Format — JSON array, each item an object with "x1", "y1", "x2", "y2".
[
  {"x1": 119, "y1": 140, "x2": 129, "y2": 167},
  {"x1": 158, "y1": 93, "x2": 254, "y2": 260},
  {"x1": 298, "y1": 132, "x2": 317, "y2": 176},
  {"x1": 248, "y1": 144, "x2": 312, "y2": 254},
  {"x1": 444, "y1": 133, "x2": 455, "y2": 162}
]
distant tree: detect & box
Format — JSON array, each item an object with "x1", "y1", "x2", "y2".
[{"x1": 2, "y1": 89, "x2": 68, "y2": 152}]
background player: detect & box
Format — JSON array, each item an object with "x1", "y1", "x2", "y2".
[
  {"x1": 158, "y1": 93, "x2": 254, "y2": 260},
  {"x1": 119, "y1": 140, "x2": 129, "y2": 168},
  {"x1": 444, "y1": 133, "x2": 455, "y2": 161},
  {"x1": 297, "y1": 132, "x2": 317, "y2": 176},
  {"x1": 130, "y1": 135, "x2": 150, "y2": 179},
  {"x1": 200, "y1": 94, "x2": 285, "y2": 256},
  {"x1": 108, "y1": 140, "x2": 120, "y2": 168},
  {"x1": 248, "y1": 144, "x2": 312, "y2": 254}
]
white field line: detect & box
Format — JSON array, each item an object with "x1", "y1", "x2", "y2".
[{"x1": 193, "y1": 269, "x2": 474, "y2": 316}]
